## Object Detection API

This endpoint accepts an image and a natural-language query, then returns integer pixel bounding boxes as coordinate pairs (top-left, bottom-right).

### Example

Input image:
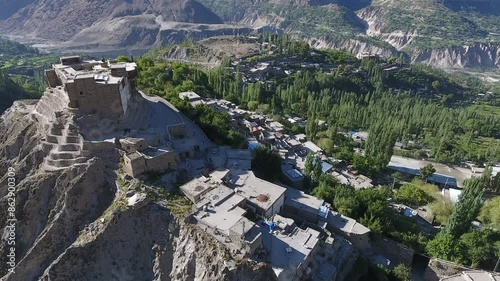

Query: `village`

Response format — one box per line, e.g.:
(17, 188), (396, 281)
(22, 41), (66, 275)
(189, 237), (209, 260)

(33, 54), (499, 281)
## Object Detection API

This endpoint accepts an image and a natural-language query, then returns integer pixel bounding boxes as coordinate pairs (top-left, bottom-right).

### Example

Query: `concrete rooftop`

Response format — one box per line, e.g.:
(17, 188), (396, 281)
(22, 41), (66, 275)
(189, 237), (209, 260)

(261, 225), (320, 279)
(327, 211), (370, 235)
(230, 171), (286, 213)
(285, 187), (324, 215)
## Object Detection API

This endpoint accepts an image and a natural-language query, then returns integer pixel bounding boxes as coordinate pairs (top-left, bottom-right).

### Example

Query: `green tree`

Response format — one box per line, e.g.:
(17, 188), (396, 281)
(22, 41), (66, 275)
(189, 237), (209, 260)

(391, 172), (405, 185)
(333, 196), (360, 218)
(482, 166), (500, 193)
(445, 178), (484, 237)
(365, 122), (397, 175)
(426, 233), (465, 263)
(431, 80), (441, 91)
(478, 196), (500, 230)
(427, 229), (499, 270)
(394, 183), (433, 206)
(392, 264), (411, 281)
(251, 146), (282, 181)
(429, 198), (454, 225)
(312, 176), (338, 203)
(459, 229), (498, 268)
(312, 157), (323, 181)
(318, 138), (335, 154)
(419, 164), (436, 182)
(360, 213), (383, 240)
(304, 152), (315, 176)
(116, 55), (131, 62)
(247, 100), (259, 111)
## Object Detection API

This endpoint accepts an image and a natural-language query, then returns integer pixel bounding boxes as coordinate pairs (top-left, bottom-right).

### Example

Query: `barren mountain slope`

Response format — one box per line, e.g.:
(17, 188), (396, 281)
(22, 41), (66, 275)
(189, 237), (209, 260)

(0, 0), (223, 41)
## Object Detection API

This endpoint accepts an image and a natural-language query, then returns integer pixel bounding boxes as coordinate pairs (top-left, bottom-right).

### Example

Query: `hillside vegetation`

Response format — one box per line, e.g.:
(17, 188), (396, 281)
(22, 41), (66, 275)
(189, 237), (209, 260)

(0, 71), (32, 112)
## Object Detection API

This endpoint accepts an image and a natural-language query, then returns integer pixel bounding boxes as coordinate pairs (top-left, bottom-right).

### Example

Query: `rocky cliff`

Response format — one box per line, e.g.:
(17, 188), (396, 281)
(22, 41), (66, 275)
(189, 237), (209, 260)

(0, 100), (275, 281)
(356, 6), (500, 68)
(356, 7), (418, 51)
(412, 43), (500, 69)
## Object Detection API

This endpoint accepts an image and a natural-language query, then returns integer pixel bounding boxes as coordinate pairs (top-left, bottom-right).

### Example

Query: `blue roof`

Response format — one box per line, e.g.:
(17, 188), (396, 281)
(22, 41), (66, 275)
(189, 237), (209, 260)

(321, 161), (334, 173)
(248, 141), (261, 150)
(286, 169), (304, 180)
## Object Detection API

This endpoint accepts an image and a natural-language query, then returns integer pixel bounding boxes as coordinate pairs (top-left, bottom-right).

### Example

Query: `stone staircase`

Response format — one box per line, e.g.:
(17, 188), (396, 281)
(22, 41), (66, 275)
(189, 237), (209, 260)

(41, 121), (91, 171)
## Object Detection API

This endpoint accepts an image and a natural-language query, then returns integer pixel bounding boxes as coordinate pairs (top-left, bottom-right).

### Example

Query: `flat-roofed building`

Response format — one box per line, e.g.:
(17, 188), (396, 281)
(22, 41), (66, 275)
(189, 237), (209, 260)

(286, 138), (301, 149)
(282, 166), (304, 189)
(191, 183), (263, 256)
(283, 187), (327, 224)
(327, 210), (370, 250)
(119, 137), (148, 153)
(123, 146), (176, 178)
(180, 169), (231, 203)
(230, 171), (286, 217)
(261, 223), (321, 281)
(303, 141), (323, 155)
(179, 91), (202, 106)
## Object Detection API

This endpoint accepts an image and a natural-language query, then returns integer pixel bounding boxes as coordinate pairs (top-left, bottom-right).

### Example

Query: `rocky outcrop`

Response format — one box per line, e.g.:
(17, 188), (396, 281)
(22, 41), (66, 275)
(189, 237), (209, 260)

(357, 7), (418, 51)
(36, 203), (275, 281)
(0, 97), (275, 281)
(412, 43), (500, 68)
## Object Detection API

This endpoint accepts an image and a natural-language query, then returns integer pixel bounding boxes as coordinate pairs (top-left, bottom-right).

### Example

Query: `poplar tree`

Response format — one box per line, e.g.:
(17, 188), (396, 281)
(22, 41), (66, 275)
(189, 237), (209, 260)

(445, 177), (484, 237)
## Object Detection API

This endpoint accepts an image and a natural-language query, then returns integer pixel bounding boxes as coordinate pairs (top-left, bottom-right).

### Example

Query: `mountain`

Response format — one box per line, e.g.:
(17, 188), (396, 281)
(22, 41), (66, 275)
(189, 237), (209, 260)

(0, 0), (233, 50)
(196, 0), (500, 68)
(1, 0), (500, 68)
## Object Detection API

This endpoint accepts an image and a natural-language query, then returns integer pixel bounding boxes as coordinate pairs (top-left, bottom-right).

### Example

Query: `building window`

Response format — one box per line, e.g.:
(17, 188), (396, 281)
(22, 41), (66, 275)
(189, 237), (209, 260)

(80, 91), (84, 95)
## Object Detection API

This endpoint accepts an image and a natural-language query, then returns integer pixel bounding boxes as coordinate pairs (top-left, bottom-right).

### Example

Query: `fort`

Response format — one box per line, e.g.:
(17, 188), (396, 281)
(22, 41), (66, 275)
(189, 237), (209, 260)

(41, 55), (137, 121)
(32, 55), (206, 175)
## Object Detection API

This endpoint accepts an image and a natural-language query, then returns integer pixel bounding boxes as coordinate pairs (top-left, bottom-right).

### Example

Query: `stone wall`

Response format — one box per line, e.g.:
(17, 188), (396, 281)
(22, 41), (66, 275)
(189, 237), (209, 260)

(83, 141), (116, 154)
(119, 138), (148, 153)
(145, 151), (176, 172)
(282, 205), (318, 224)
(66, 77), (124, 119)
(124, 154), (146, 178)
(45, 69), (60, 87)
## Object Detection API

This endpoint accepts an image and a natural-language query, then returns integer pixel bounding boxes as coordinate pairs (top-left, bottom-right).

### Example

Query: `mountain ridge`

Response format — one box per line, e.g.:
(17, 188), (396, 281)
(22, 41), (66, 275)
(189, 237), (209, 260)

(1, 0), (499, 69)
